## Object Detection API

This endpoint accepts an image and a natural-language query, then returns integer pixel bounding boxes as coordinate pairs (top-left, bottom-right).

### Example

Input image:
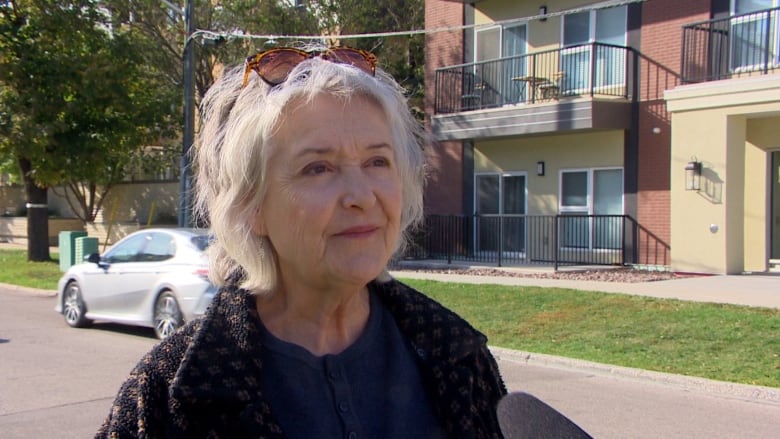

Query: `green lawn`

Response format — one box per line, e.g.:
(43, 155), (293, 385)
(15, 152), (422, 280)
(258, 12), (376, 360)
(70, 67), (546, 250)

(1, 249), (777, 388)
(0, 249), (61, 290)
(399, 278), (780, 388)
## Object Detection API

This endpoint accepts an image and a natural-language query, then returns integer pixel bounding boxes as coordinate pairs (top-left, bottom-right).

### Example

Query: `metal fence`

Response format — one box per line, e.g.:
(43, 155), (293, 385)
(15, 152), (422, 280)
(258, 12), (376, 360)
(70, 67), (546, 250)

(434, 43), (636, 114)
(681, 6), (780, 83)
(402, 214), (670, 270)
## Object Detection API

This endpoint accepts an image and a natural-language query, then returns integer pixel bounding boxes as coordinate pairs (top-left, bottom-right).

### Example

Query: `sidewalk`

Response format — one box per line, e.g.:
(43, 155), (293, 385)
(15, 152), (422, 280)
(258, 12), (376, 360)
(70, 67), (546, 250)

(389, 268), (780, 309)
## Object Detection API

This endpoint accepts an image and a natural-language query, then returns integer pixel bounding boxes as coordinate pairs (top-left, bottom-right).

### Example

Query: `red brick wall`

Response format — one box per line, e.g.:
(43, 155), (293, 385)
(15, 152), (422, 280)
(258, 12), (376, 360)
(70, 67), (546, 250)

(635, 0), (711, 263)
(424, 0), (466, 214)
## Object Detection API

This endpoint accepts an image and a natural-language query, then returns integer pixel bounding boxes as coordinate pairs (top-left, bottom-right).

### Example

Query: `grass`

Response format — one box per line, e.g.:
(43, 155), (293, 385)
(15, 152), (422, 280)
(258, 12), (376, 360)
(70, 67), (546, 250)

(1, 249), (777, 387)
(399, 278), (780, 388)
(0, 249), (62, 290)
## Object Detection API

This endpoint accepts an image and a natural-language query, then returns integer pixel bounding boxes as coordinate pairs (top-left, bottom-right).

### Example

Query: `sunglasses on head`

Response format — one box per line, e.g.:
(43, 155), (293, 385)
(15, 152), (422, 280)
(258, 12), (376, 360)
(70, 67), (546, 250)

(242, 46), (378, 87)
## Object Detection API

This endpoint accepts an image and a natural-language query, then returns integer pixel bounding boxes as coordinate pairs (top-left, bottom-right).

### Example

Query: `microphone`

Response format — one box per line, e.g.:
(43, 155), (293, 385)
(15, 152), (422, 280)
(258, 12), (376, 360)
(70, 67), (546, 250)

(497, 391), (593, 439)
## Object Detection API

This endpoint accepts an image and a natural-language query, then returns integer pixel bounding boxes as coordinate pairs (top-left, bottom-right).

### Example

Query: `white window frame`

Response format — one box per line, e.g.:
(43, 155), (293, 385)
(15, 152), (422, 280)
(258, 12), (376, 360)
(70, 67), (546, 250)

(558, 167), (624, 250)
(558, 167), (624, 214)
(474, 23), (529, 62)
(559, 6), (628, 93)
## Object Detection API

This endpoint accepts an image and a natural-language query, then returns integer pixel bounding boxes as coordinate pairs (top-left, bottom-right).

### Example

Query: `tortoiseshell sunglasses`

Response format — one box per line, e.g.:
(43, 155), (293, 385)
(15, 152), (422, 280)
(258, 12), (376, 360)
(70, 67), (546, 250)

(242, 46), (377, 87)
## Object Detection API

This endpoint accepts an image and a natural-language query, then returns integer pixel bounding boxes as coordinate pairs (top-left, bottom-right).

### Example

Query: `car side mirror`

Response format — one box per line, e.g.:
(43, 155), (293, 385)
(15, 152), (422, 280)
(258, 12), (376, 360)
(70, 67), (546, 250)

(86, 253), (101, 264)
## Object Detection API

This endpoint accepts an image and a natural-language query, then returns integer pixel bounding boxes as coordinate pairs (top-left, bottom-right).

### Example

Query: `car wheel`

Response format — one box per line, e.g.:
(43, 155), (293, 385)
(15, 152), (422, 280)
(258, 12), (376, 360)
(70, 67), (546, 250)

(62, 281), (92, 328)
(153, 291), (183, 339)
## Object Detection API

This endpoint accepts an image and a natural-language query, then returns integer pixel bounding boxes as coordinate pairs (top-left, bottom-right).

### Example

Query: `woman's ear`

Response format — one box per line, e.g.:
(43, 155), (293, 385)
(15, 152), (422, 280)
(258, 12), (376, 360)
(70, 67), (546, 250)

(250, 211), (267, 236)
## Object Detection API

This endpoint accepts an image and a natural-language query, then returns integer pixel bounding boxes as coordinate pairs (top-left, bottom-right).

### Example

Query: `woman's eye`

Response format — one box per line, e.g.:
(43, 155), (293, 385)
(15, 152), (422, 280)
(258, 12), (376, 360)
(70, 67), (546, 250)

(302, 163), (331, 175)
(368, 156), (391, 167)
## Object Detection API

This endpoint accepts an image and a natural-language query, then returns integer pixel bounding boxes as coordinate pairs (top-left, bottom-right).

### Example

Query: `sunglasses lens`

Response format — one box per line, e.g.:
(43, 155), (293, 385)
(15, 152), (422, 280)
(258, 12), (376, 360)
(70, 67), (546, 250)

(326, 48), (377, 75)
(245, 47), (376, 88)
(255, 49), (309, 85)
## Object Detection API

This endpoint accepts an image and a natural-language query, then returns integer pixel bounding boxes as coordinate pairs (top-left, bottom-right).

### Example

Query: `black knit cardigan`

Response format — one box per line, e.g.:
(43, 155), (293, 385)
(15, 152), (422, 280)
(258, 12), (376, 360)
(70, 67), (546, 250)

(96, 278), (507, 438)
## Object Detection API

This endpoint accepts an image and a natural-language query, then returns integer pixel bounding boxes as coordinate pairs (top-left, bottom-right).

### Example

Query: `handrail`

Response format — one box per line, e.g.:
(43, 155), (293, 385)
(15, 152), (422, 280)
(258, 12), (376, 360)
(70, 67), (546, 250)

(434, 43), (636, 114)
(681, 6), (780, 83)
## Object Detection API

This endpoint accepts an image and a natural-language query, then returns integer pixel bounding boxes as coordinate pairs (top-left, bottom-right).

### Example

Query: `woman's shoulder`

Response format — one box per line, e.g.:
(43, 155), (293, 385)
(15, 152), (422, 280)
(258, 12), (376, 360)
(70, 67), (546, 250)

(131, 319), (202, 381)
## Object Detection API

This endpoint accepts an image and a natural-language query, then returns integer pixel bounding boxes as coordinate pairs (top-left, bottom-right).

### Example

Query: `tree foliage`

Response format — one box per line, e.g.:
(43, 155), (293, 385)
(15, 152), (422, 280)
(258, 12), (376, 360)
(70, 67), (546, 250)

(103, 0), (424, 112)
(0, 0), (424, 260)
(0, 0), (180, 230)
(310, 0), (425, 115)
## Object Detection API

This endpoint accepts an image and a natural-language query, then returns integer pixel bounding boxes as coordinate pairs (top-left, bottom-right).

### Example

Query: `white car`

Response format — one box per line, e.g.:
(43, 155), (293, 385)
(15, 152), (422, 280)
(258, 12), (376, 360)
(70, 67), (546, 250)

(55, 228), (216, 339)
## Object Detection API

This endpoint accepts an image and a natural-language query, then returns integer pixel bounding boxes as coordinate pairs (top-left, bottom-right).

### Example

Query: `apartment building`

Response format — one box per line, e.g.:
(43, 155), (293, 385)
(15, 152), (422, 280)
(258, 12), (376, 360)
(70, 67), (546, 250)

(422, 0), (780, 274)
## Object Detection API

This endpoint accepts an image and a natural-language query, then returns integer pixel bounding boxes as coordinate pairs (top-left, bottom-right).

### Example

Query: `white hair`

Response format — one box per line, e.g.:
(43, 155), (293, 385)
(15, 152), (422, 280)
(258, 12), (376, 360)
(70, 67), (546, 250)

(193, 56), (426, 295)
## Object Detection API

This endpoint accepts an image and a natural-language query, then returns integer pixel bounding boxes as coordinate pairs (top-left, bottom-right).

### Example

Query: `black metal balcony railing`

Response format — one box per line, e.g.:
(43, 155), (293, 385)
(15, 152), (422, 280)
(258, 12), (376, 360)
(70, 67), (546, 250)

(401, 214), (670, 270)
(682, 6), (780, 83)
(434, 43), (636, 114)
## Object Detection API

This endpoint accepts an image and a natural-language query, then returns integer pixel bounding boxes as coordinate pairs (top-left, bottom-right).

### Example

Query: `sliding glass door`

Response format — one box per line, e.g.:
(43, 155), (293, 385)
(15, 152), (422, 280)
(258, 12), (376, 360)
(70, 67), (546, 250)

(561, 6), (627, 93)
(475, 173), (527, 254)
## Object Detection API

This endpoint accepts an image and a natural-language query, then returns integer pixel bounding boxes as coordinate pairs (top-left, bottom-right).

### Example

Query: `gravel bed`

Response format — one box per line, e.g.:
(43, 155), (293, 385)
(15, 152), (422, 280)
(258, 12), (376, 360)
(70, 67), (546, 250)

(396, 266), (691, 283)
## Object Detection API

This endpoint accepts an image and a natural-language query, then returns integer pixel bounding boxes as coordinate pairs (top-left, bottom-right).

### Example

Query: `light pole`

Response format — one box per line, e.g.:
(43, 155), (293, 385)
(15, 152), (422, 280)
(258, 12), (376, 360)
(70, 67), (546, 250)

(163, 0), (196, 227)
(178, 0), (195, 227)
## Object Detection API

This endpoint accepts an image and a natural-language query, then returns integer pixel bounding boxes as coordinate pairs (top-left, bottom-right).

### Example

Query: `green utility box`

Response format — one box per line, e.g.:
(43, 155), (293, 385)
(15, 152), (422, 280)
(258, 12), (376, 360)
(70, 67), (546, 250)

(74, 236), (99, 266)
(59, 231), (87, 272)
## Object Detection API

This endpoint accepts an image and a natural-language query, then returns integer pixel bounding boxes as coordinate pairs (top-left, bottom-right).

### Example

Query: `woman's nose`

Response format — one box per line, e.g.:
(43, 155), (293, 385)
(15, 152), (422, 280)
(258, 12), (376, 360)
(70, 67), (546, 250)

(339, 166), (377, 210)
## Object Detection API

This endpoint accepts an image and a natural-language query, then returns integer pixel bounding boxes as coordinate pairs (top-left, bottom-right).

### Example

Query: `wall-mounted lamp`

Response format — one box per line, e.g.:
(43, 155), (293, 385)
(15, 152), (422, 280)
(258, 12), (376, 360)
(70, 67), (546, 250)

(536, 161), (545, 176)
(685, 160), (702, 191)
(539, 6), (548, 21)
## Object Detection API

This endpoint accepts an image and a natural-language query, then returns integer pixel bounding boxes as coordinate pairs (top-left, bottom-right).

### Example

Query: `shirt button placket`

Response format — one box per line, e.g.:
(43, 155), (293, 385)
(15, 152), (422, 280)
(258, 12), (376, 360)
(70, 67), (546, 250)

(325, 356), (361, 438)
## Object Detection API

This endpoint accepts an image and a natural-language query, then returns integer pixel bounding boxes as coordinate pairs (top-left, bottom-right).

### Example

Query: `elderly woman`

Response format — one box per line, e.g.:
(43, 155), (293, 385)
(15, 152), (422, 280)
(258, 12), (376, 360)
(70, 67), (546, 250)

(97, 46), (506, 438)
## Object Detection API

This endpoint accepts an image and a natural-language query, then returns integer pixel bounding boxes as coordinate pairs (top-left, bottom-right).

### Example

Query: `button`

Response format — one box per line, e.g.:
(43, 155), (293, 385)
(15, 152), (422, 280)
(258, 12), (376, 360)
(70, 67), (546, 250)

(348, 432), (357, 439)
(329, 370), (340, 380)
(338, 401), (349, 413)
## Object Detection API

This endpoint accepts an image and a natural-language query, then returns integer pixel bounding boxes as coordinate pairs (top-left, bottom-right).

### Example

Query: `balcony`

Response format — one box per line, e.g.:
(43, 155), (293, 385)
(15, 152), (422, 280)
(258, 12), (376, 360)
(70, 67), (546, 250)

(432, 43), (637, 141)
(681, 6), (780, 84)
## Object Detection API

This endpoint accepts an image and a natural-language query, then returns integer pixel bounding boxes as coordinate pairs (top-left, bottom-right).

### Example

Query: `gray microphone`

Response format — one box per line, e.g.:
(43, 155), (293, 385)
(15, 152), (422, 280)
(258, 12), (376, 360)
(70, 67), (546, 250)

(497, 392), (593, 439)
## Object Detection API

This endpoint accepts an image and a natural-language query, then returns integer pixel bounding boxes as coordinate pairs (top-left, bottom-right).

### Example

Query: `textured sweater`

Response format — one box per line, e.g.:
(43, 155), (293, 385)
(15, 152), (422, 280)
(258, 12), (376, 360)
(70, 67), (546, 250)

(96, 278), (507, 438)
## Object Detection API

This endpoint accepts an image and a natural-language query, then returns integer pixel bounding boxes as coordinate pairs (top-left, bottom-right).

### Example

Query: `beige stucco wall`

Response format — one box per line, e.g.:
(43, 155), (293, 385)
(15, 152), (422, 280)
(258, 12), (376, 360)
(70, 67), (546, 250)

(0, 181), (179, 225)
(0, 181), (181, 246)
(474, 130), (624, 215)
(666, 75), (780, 274)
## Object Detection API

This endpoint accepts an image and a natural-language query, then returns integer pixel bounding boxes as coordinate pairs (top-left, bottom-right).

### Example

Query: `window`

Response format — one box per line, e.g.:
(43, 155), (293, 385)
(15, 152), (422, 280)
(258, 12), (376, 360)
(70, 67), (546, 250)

(475, 173), (527, 253)
(104, 233), (149, 263)
(561, 6), (627, 93)
(559, 168), (623, 249)
(139, 233), (176, 262)
(475, 24), (528, 105)
(730, 0), (779, 71)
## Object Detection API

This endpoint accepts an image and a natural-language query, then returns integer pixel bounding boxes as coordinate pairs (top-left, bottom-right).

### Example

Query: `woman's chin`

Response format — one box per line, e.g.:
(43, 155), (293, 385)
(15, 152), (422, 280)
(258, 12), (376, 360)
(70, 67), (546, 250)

(328, 258), (388, 285)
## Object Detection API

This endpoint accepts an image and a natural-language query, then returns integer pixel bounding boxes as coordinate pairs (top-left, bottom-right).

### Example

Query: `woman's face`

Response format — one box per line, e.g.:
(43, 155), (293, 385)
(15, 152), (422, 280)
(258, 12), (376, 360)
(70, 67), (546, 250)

(254, 93), (403, 291)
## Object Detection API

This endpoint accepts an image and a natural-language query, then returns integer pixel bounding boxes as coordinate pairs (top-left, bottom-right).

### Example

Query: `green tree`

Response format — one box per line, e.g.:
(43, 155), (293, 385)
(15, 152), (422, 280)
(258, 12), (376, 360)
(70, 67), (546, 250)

(0, 0), (179, 260)
(310, 0), (425, 115)
(105, 0), (423, 112)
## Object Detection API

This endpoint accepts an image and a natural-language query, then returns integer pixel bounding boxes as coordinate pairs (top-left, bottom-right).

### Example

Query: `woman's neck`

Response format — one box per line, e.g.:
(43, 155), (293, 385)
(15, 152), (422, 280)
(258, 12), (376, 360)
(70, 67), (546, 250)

(255, 283), (371, 356)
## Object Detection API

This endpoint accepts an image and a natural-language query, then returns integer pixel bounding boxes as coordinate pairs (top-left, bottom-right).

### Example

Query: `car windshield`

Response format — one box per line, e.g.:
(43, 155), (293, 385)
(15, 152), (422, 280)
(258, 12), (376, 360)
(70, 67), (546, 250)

(191, 234), (212, 252)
